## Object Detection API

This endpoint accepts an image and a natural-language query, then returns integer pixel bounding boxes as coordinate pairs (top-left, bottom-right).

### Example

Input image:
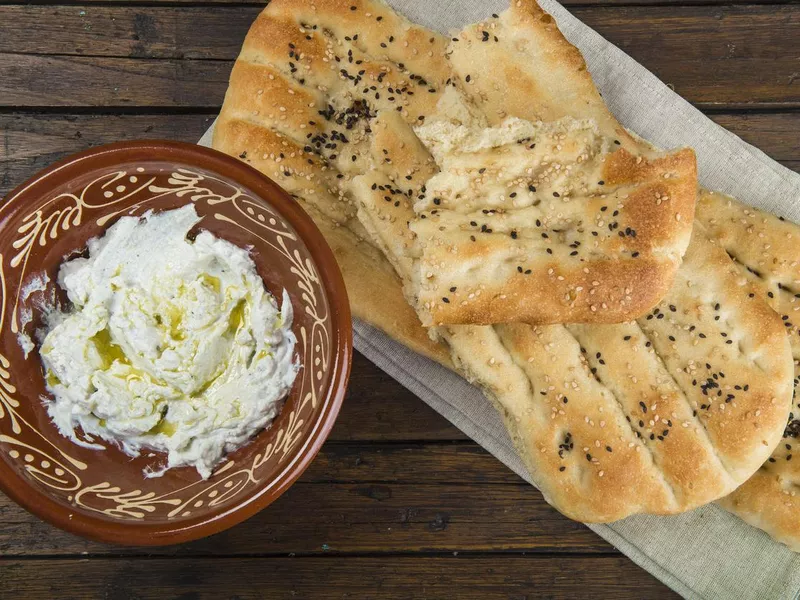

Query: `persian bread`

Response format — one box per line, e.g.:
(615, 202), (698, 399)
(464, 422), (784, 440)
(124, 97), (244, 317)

(212, 0), (453, 366)
(698, 192), (800, 551)
(394, 0), (698, 328)
(409, 91), (697, 327)
(352, 121), (793, 522)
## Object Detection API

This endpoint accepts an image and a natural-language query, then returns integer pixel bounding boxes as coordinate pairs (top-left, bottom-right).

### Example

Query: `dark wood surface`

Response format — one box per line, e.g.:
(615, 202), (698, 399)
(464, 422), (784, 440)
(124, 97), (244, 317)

(1, 1), (797, 597)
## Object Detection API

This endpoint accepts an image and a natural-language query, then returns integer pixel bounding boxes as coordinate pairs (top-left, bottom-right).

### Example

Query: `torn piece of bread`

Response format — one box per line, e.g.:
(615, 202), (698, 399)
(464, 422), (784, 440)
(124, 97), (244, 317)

(409, 89), (697, 326)
(353, 116), (793, 521)
(447, 0), (632, 141)
(212, 0), (453, 367)
(698, 191), (800, 552)
(385, 0), (699, 328)
(214, 0), (796, 526)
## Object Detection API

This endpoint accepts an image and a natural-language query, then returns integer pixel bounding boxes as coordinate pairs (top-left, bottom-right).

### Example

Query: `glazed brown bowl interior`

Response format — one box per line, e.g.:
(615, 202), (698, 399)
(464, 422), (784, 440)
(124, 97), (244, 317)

(0, 141), (351, 545)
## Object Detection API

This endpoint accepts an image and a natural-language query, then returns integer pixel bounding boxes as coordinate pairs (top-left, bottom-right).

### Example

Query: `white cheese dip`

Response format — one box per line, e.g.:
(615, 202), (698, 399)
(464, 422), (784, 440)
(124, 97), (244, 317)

(40, 205), (299, 479)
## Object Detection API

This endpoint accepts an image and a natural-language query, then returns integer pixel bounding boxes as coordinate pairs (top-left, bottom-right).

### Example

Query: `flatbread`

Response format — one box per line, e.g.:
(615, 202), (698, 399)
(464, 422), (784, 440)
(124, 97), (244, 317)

(396, 0), (699, 327)
(353, 117), (793, 521)
(407, 87), (697, 327)
(212, 0), (452, 366)
(214, 0), (796, 524)
(698, 191), (800, 551)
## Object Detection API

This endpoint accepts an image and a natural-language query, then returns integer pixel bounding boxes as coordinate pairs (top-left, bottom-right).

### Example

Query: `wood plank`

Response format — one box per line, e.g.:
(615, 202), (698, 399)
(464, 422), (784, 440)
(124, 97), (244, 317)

(3, 112), (797, 200)
(585, 6), (800, 108)
(3, 5), (796, 63)
(332, 354), (467, 441)
(0, 113), (213, 193)
(710, 112), (800, 160)
(0, 6), (257, 59)
(307, 441), (520, 483)
(0, 556), (678, 599)
(0, 481), (610, 556)
(0, 6), (798, 108)
(0, 54), (232, 108)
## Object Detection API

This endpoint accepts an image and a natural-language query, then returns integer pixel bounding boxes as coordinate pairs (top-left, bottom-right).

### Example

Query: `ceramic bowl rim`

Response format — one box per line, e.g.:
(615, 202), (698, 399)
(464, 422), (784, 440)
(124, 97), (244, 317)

(0, 140), (352, 545)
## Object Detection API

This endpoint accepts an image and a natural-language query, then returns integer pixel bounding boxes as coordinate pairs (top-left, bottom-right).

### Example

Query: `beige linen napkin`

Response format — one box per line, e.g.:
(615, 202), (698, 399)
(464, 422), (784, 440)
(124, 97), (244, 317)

(200, 1), (800, 596)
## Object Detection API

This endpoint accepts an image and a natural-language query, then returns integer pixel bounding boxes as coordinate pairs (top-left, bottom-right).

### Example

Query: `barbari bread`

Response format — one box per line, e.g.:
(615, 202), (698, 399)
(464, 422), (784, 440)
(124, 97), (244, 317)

(353, 110), (793, 521)
(212, 0), (452, 366)
(426, 1), (798, 531)
(215, 0), (795, 525)
(446, 228), (793, 520)
(406, 91), (696, 327)
(395, 0), (697, 327)
(409, 105), (696, 328)
(698, 192), (800, 551)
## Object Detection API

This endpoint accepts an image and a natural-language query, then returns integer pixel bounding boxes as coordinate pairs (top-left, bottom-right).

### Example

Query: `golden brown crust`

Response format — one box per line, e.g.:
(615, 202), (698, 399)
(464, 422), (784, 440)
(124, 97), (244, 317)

(305, 203), (451, 366)
(351, 99), (793, 521)
(442, 322), (679, 522)
(697, 191), (800, 289)
(697, 190), (800, 551)
(216, 0), (794, 526)
(411, 144), (696, 325)
(418, 253), (676, 327)
(650, 225), (792, 478)
(213, 0), (453, 367)
(402, 2), (698, 327)
(447, 0), (636, 148)
(718, 460), (800, 552)
(431, 228), (793, 522)
(408, 136), (696, 325)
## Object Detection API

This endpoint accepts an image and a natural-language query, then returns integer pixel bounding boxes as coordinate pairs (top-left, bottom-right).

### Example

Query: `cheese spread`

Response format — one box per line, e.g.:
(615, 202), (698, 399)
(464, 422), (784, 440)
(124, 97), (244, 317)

(40, 205), (298, 479)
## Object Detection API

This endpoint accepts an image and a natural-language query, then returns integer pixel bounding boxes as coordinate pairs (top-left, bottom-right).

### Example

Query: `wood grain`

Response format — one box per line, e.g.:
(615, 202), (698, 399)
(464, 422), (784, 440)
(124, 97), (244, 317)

(3, 5), (796, 62)
(0, 54), (232, 107)
(0, 556), (680, 599)
(0, 480), (611, 556)
(0, 6), (257, 59)
(332, 354), (467, 441)
(0, 5), (798, 108)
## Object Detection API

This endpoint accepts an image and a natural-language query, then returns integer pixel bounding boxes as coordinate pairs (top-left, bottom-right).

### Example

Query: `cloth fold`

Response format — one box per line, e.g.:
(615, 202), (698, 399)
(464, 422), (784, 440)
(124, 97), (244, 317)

(199, 1), (800, 596)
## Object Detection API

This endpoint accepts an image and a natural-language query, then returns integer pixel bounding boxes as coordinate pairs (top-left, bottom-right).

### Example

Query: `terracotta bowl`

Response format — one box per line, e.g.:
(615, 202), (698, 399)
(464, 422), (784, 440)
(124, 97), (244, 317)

(0, 140), (352, 545)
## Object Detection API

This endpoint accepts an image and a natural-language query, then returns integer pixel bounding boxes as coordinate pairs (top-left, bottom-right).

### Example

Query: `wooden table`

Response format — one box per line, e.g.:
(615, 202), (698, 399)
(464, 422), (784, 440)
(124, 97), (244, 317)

(0, 1), (797, 597)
